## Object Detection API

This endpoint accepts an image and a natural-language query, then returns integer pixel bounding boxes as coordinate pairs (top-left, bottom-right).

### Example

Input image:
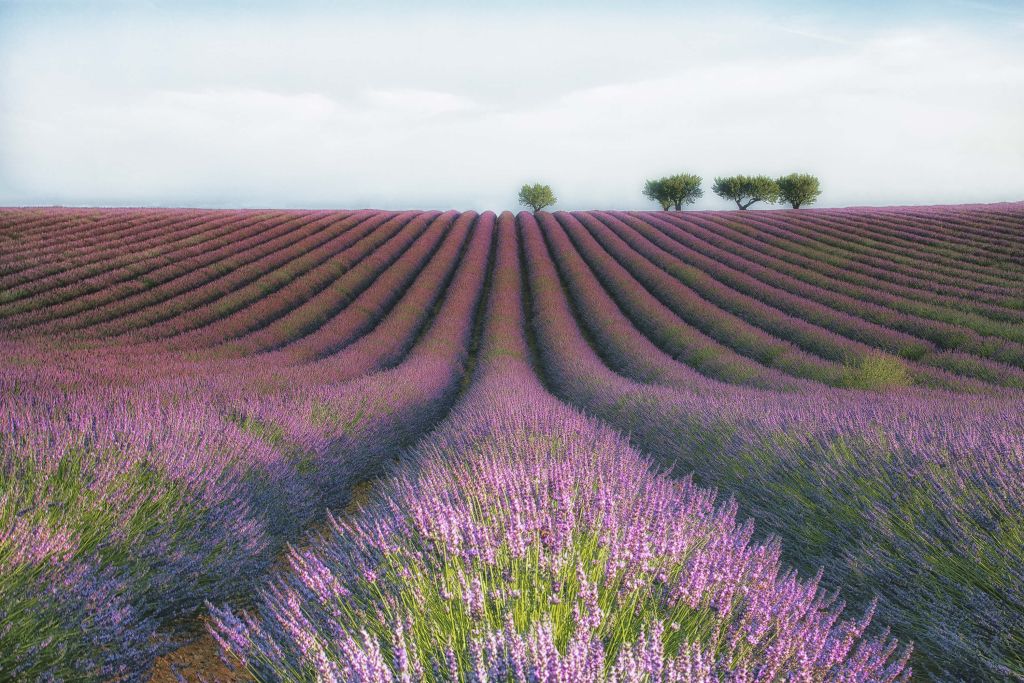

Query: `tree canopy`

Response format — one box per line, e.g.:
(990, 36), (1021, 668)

(518, 183), (557, 212)
(642, 179), (673, 210)
(712, 175), (780, 210)
(643, 173), (703, 211)
(777, 173), (822, 209)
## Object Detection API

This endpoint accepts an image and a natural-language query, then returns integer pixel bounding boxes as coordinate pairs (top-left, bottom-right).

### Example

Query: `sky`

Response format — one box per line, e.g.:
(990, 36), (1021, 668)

(0, 0), (1022, 211)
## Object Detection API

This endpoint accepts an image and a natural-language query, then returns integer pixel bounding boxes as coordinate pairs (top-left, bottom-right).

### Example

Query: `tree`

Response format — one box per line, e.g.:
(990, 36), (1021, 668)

(712, 175), (779, 210)
(643, 173), (703, 211)
(642, 179), (673, 211)
(777, 173), (821, 209)
(518, 183), (557, 212)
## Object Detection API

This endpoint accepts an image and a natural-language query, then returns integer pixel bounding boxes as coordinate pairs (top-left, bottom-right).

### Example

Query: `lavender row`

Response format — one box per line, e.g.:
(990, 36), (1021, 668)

(0, 209), (236, 298)
(555, 211), (855, 386)
(597, 212), (1021, 389)
(0, 208), (187, 273)
(519, 210), (1024, 680)
(152, 212), (426, 351)
(279, 211), (476, 362)
(732, 209), (1024, 293)
(37, 211), (383, 342)
(668, 212), (1024, 350)
(0, 215), (494, 679)
(0, 211), (326, 326)
(97, 211), (391, 343)
(638, 211), (1024, 358)
(695, 209), (1024, 316)
(209, 215), (909, 681)
(217, 211), (456, 357)
(0, 209), (280, 292)
(536, 212), (802, 390)
(802, 205), (1024, 272)
(701, 210), (1021, 304)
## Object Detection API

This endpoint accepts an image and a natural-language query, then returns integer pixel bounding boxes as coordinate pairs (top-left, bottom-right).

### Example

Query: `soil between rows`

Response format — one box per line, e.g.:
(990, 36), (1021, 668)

(147, 479), (377, 683)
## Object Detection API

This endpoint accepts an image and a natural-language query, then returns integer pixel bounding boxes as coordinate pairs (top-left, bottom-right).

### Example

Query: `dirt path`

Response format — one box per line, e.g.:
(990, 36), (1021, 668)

(147, 479), (377, 682)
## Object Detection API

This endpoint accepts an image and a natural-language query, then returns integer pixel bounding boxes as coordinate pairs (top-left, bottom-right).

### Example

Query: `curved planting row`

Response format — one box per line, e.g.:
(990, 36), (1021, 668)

(284, 210), (493, 384)
(99, 211), (391, 343)
(612, 212), (937, 355)
(0, 208), (183, 250)
(701, 210), (1022, 305)
(0, 207), (92, 241)
(0, 210), (201, 300)
(758, 208), (1024, 287)
(556, 211), (857, 386)
(596, 212), (1021, 389)
(0, 209), (275, 295)
(518, 210), (1024, 680)
(649, 213), (1024, 386)
(536, 212), (803, 390)
(279, 210), (476, 363)
(0, 211), (327, 326)
(14, 210), (391, 343)
(209, 214), (909, 681)
(154, 211), (426, 352)
(214, 211), (456, 357)
(0, 212), (495, 680)
(691, 210), (1024, 318)
(637, 211), (1024, 358)
(671, 212), (1024, 347)
(0, 204), (1020, 681)
(810, 206), (1024, 271)
(726, 209), (1024, 294)
(894, 204), (1024, 245)
(0, 208), (186, 274)
(6, 210), (360, 335)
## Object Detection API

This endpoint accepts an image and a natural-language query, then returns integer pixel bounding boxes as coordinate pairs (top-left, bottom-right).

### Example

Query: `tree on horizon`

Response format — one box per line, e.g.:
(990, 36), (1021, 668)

(777, 173), (822, 208)
(518, 183), (557, 212)
(712, 175), (780, 210)
(643, 173), (703, 210)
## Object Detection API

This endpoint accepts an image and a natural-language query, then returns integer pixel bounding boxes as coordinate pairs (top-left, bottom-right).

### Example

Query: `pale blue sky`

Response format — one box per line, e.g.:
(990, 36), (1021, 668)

(1, 0), (1022, 210)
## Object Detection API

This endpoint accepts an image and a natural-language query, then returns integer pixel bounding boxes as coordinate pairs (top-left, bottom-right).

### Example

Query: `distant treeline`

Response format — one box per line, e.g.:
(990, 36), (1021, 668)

(518, 173), (821, 212)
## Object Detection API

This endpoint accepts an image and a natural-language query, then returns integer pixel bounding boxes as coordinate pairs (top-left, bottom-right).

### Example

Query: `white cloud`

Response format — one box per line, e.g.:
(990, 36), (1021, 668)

(362, 89), (480, 117)
(0, 7), (1021, 209)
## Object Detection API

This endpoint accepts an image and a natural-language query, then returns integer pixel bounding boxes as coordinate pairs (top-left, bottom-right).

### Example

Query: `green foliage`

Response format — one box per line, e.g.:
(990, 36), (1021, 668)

(643, 173), (703, 210)
(643, 179), (673, 210)
(843, 353), (911, 390)
(0, 446), (201, 680)
(776, 173), (822, 209)
(518, 183), (557, 212)
(712, 175), (780, 210)
(323, 525), (716, 675)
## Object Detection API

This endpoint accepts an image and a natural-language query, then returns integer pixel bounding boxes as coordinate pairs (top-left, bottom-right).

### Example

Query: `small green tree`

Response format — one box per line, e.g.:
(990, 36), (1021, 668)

(777, 173), (821, 209)
(642, 179), (673, 210)
(712, 175), (780, 210)
(643, 173), (702, 210)
(518, 183), (557, 212)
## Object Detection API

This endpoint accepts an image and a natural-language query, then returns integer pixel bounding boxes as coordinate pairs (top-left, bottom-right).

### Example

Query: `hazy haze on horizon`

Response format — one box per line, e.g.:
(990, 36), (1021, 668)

(1, 0), (1022, 211)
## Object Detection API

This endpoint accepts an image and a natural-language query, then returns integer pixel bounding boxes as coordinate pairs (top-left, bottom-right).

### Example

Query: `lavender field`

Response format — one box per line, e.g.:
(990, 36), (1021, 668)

(1, 204), (1022, 681)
